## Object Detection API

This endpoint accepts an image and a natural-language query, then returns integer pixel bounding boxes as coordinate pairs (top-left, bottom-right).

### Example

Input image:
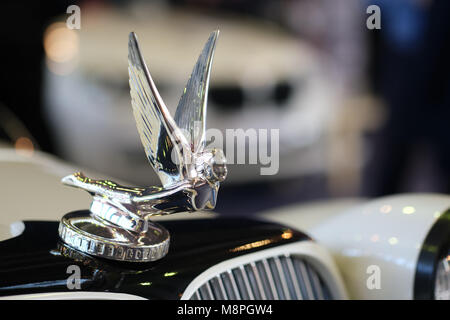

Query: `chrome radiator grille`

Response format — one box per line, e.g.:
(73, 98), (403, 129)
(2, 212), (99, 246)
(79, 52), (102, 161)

(190, 255), (332, 300)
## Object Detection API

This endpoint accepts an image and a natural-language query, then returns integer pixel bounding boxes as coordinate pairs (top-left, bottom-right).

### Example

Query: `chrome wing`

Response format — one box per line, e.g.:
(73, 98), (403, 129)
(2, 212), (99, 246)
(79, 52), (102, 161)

(128, 32), (191, 187)
(174, 30), (219, 153)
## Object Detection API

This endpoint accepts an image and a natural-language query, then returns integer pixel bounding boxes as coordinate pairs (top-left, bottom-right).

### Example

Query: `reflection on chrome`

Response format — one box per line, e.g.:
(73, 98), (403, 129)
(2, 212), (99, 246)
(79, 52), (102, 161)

(58, 30), (227, 262)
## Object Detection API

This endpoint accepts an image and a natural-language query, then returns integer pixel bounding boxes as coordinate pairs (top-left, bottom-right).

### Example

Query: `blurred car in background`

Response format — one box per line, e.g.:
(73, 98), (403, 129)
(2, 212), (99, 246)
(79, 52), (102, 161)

(43, 3), (342, 186)
(0, 0), (386, 217)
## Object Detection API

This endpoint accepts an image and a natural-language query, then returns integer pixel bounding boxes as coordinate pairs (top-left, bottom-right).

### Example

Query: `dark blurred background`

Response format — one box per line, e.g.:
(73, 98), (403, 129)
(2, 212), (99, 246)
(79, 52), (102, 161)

(0, 0), (449, 215)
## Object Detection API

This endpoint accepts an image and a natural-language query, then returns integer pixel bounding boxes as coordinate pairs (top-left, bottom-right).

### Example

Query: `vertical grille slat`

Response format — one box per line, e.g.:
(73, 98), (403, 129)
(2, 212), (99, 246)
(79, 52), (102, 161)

(293, 259), (315, 300)
(244, 264), (262, 299)
(198, 282), (214, 300)
(190, 255), (332, 300)
(239, 266), (255, 300)
(221, 272), (240, 300)
(209, 276), (227, 300)
(217, 275), (229, 300)
(273, 256), (292, 299)
(307, 264), (325, 300)
(261, 258), (279, 300)
(230, 268), (250, 299)
(267, 257), (286, 299)
(250, 262), (267, 300)
(284, 255), (303, 299)
(255, 261), (275, 299)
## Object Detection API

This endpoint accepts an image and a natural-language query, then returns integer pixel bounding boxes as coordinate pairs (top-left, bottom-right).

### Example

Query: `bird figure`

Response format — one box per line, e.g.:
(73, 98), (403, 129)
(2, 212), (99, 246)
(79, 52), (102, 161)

(62, 31), (227, 234)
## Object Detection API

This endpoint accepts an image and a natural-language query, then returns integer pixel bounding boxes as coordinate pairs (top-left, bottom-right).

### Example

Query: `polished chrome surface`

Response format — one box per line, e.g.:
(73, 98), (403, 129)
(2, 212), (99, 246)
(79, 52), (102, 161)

(59, 212), (170, 262)
(189, 255), (332, 300)
(128, 31), (190, 188)
(59, 30), (226, 262)
(174, 31), (218, 154)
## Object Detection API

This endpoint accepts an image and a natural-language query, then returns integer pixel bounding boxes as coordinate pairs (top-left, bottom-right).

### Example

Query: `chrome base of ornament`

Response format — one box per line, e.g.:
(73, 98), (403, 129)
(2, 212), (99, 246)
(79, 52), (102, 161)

(58, 211), (170, 262)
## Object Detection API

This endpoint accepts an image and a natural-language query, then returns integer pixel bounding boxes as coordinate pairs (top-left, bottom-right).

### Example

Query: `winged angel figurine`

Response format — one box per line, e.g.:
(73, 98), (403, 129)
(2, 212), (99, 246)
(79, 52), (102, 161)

(62, 31), (227, 235)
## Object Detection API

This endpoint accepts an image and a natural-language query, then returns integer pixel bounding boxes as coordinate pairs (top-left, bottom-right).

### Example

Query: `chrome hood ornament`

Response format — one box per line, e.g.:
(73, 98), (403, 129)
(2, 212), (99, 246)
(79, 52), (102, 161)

(58, 30), (226, 262)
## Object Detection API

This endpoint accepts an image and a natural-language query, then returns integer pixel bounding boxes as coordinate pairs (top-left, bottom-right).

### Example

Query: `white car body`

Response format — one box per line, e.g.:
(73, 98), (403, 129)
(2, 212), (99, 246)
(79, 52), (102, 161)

(0, 146), (447, 299)
(262, 194), (449, 299)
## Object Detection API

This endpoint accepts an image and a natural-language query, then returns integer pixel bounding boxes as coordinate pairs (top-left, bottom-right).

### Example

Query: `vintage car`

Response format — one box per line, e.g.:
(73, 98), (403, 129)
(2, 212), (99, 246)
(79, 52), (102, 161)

(0, 25), (448, 301)
(0, 146), (448, 300)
